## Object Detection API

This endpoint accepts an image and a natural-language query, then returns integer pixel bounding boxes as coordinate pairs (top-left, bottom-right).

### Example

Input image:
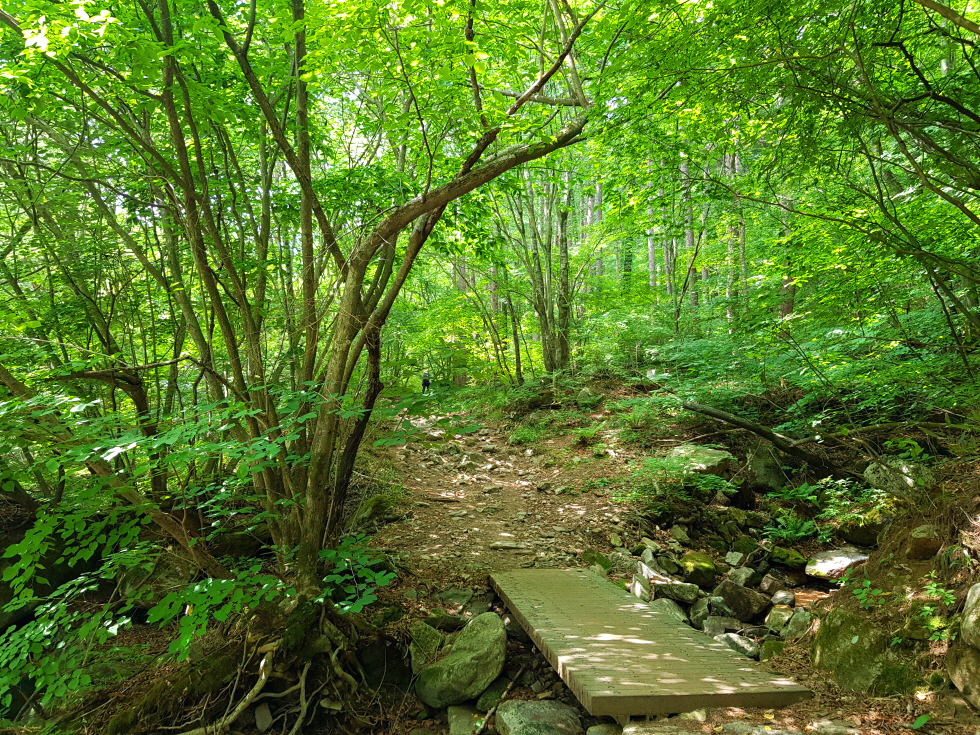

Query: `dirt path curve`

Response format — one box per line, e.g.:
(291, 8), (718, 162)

(371, 424), (634, 579)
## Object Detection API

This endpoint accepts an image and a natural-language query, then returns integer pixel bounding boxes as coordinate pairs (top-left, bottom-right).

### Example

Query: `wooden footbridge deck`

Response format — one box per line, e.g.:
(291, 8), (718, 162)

(490, 569), (811, 722)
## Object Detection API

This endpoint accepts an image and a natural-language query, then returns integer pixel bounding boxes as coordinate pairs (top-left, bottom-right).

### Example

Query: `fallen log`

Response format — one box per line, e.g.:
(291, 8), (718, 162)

(680, 401), (857, 479)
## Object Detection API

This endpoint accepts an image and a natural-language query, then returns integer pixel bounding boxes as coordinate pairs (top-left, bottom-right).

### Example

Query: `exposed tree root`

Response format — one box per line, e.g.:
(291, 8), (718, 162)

(176, 649), (277, 735)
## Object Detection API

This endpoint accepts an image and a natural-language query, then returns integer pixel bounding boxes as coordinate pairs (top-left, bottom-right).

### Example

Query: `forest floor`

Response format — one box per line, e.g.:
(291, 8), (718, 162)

(367, 414), (980, 735)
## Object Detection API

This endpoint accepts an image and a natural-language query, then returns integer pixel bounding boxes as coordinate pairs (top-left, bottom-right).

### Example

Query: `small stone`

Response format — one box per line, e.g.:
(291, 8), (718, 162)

(907, 524), (943, 560)
(713, 579), (772, 621)
(587, 726), (623, 735)
(657, 582), (701, 604)
(678, 709), (708, 722)
(495, 699), (583, 735)
(771, 590), (796, 607)
(581, 549), (612, 570)
(725, 551), (747, 567)
(709, 596), (737, 617)
(782, 608), (814, 639)
(491, 541), (529, 551)
(690, 598), (710, 630)
(254, 703), (273, 733)
(703, 616), (742, 636)
(764, 605), (795, 632)
(669, 525), (691, 544)
(729, 567), (754, 587)
(609, 532), (623, 547)
(714, 632), (760, 659)
(448, 705), (483, 735)
(758, 574), (788, 597)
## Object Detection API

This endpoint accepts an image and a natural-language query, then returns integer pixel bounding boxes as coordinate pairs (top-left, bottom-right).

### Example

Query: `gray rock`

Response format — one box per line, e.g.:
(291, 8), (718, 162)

(495, 699), (583, 735)
(680, 551), (716, 587)
(668, 444), (736, 476)
(729, 567), (754, 587)
(709, 596), (737, 618)
(477, 675), (511, 711)
(805, 547), (868, 580)
(864, 458), (935, 498)
(714, 632), (760, 659)
(254, 703), (273, 733)
(961, 583), (980, 649)
(629, 576), (651, 602)
(449, 705), (484, 735)
(746, 440), (786, 493)
(770, 546), (807, 569)
(811, 608), (914, 693)
(689, 597), (710, 630)
(648, 597), (689, 623)
(725, 551), (748, 567)
(759, 574), (788, 596)
(416, 613), (506, 707)
(410, 620), (444, 674)
(771, 590), (796, 607)
(657, 582), (701, 604)
(586, 726), (622, 735)
(947, 644), (980, 710)
(907, 524), (943, 560)
(669, 525), (691, 544)
(703, 616), (742, 637)
(782, 609), (814, 639)
(713, 579), (772, 622)
(764, 605), (795, 632)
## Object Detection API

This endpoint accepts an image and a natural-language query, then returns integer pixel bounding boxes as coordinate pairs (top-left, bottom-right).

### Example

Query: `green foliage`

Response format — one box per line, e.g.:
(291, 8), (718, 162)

(573, 422), (605, 446)
(317, 535), (396, 614)
(841, 570), (884, 610)
(508, 426), (544, 445)
(764, 511), (818, 543)
(767, 483), (820, 506)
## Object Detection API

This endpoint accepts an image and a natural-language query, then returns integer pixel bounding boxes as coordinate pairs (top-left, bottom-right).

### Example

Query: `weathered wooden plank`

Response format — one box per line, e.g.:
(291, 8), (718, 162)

(490, 569), (811, 717)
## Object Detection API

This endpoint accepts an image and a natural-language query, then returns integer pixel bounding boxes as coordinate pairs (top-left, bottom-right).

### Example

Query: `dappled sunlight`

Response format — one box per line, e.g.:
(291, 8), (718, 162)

(492, 568), (811, 717)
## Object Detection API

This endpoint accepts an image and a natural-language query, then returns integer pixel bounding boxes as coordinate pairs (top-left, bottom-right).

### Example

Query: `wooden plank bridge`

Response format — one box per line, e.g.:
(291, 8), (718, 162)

(490, 569), (811, 723)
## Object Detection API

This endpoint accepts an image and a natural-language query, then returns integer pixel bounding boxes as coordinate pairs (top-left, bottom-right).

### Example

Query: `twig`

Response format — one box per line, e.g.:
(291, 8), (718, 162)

(475, 665), (527, 735)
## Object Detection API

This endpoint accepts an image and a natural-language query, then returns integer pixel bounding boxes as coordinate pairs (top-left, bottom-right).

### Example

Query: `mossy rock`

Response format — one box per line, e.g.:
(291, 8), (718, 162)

(770, 546), (806, 569)
(760, 640), (786, 661)
(581, 548), (611, 571)
(732, 536), (759, 555)
(871, 662), (920, 696)
(680, 551), (716, 587)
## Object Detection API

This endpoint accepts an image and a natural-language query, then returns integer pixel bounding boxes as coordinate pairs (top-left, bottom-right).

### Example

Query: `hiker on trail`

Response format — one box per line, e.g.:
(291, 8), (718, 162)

(421, 371), (431, 394)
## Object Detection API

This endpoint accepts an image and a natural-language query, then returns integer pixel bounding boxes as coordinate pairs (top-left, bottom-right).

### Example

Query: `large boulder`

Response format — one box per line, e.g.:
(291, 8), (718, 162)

(947, 645), (980, 710)
(713, 579), (772, 622)
(812, 608), (916, 694)
(864, 458), (935, 498)
(416, 613), (506, 707)
(680, 551), (716, 587)
(804, 547), (868, 580)
(495, 700), (583, 735)
(961, 583), (980, 649)
(668, 445), (736, 477)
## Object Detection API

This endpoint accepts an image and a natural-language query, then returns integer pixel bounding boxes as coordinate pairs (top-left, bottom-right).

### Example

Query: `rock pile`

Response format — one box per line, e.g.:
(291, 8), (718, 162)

(613, 535), (817, 660)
